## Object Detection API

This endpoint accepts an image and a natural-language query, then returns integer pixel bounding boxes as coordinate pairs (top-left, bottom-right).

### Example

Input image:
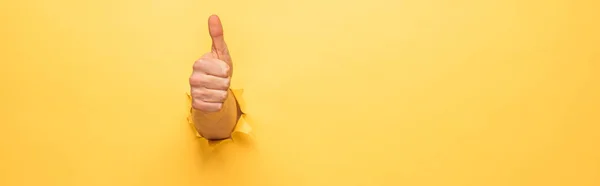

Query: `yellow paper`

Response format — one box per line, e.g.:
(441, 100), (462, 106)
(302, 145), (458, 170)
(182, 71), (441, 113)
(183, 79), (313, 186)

(1, 0), (599, 186)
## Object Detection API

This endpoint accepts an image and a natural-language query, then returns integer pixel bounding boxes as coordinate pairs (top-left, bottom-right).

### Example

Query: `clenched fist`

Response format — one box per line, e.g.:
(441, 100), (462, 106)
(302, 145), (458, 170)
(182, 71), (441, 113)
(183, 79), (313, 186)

(190, 15), (239, 139)
(190, 15), (233, 112)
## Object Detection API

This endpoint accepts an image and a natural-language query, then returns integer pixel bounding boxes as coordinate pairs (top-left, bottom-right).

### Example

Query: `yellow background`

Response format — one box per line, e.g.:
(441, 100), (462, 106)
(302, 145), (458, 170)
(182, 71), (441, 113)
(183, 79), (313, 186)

(1, 0), (599, 185)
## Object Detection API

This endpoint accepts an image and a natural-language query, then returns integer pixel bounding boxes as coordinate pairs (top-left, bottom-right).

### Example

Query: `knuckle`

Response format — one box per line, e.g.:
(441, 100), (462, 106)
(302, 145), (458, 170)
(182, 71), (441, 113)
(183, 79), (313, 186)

(219, 91), (228, 101)
(193, 100), (219, 112)
(204, 104), (220, 112)
(188, 76), (197, 85)
(189, 74), (202, 86)
(223, 65), (231, 75)
(192, 100), (204, 110)
(190, 88), (198, 97)
(192, 59), (203, 70)
(223, 78), (231, 89)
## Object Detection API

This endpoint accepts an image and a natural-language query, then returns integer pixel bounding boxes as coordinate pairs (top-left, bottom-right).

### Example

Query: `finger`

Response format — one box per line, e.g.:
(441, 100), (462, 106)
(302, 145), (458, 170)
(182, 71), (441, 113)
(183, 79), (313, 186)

(193, 56), (230, 78)
(208, 15), (231, 64)
(191, 88), (228, 103)
(192, 99), (222, 112)
(189, 73), (230, 90)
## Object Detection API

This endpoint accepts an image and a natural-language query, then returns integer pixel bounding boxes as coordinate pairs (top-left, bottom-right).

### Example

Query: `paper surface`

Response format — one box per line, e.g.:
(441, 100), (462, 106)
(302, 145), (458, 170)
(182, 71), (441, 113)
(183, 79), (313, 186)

(1, 0), (599, 186)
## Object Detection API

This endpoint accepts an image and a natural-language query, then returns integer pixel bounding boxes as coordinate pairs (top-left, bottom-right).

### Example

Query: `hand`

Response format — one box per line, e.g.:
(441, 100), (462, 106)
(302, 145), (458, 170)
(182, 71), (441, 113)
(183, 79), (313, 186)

(190, 15), (233, 112)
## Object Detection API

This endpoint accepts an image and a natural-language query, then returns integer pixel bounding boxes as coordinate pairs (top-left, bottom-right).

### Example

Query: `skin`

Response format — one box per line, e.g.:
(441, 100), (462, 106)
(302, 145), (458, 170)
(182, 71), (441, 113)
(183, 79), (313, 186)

(189, 15), (240, 140)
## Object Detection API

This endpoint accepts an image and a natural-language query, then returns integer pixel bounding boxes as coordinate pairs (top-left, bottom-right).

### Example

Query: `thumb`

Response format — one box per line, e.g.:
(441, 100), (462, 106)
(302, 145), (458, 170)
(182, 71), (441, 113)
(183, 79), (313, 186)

(208, 15), (231, 64)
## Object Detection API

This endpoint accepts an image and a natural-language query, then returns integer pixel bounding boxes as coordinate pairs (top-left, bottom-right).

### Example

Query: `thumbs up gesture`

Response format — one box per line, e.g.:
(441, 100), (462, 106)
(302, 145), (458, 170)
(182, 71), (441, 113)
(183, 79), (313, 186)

(190, 15), (233, 112)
